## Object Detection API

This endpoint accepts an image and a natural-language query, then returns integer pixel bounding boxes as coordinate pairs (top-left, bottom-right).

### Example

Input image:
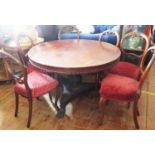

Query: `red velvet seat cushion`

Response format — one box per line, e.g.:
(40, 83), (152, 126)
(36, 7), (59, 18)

(100, 74), (140, 102)
(109, 61), (140, 79)
(15, 71), (58, 97)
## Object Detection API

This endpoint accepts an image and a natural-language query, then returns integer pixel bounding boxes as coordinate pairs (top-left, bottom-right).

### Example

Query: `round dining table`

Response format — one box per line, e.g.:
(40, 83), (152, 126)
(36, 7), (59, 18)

(28, 39), (121, 117)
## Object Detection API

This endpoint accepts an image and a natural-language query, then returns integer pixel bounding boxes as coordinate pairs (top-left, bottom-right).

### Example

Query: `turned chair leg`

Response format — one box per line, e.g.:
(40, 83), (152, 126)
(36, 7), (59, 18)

(27, 97), (33, 128)
(98, 97), (105, 126)
(137, 106), (140, 116)
(133, 101), (140, 129)
(15, 92), (19, 117)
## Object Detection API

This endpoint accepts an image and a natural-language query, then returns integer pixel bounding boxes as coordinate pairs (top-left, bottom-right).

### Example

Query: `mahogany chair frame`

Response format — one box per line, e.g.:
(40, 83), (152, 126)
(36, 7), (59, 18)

(16, 34), (60, 128)
(1, 49), (60, 128)
(120, 31), (149, 64)
(98, 46), (155, 129)
(0, 50), (33, 127)
(1, 33), (34, 82)
(58, 25), (80, 40)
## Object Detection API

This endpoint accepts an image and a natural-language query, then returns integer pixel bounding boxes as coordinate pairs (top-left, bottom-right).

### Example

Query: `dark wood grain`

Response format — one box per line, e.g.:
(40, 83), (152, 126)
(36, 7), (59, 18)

(28, 40), (121, 74)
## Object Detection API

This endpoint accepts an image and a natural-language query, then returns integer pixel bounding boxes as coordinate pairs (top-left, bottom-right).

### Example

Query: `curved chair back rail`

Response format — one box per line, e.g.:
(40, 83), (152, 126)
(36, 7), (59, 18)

(139, 46), (155, 87)
(120, 31), (149, 59)
(16, 34), (34, 50)
(99, 30), (120, 47)
(58, 25), (80, 40)
(16, 33), (34, 67)
(0, 49), (30, 91)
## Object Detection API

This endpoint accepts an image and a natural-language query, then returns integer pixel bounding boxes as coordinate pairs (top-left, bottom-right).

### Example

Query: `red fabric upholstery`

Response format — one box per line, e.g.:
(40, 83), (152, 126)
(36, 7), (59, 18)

(100, 74), (140, 102)
(27, 64), (39, 73)
(15, 71), (58, 97)
(109, 61), (140, 79)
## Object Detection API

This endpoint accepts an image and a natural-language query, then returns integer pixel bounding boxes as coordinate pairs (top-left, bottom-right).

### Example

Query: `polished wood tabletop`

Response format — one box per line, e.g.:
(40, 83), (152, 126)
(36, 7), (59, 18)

(28, 40), (121, 74)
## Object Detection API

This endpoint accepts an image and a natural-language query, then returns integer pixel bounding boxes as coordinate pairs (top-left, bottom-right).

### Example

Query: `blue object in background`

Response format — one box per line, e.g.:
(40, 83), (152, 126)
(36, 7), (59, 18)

(153, 30), (155, 43)
(61, 25), (119, 46)
(94, 25), (116, 33)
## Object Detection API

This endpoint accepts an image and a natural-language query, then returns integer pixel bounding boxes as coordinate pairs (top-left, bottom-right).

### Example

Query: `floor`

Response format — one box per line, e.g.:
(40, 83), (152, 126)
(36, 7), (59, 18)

(0, 63), (155, 130)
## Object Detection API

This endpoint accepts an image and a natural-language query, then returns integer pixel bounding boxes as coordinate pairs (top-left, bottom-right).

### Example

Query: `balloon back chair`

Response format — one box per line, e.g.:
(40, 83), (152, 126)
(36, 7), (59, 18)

(109, 31), (149, 80)
(0, 50), (58, 128)
(58, 25), (80, 40)
(99, 46), (155, 129)
(58, 26), (82, 85)
(17, 34), (33, 64)
(3, 33), (37, 74)
(97, 30), (120, 85)
(99, 30), (120, 47)
(15, 33), (38, 73)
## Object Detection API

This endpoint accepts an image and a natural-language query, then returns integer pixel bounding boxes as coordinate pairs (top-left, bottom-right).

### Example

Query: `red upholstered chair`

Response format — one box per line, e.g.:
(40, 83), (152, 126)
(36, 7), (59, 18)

(109, 32), (149, 80)
(99, 29), (120, 47)
(99, 46), (155, 129)
(0, 50), (58, 128)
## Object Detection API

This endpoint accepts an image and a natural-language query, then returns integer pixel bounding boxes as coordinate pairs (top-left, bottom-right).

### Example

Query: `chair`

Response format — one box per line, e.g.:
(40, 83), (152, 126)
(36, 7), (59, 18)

(3, 33), (36, 74)
(58, 25), (80, 40)
(97, 30), (120, 84)
(60, 25), (120, 46)
(98, 46), (155, 129)
(16, 33), (38, 72)
(0, 50), (58, 128)
(109, 31), (149, 79)
(58, 25), (82, 84)
(99, 30), (120, 47)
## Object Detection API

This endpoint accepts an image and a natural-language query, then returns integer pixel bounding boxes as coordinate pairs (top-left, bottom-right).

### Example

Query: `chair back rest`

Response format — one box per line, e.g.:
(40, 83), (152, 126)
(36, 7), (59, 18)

(99, 30), (120, 47)
(58, 26), (80, 40)
(16, 33), (34, 67)
(139, 46), (155, 88)
(120, 31), (149, 59)
(0, 50), (30, 90)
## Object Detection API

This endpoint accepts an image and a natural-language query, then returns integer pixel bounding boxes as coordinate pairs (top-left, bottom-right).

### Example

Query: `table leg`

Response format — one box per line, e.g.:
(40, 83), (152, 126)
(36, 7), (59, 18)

(56, 82), (95, 118)
(56, 86), (73, 118)
(42, 93), (57, 114)
(43, 74), (100, 118)
(42, 92), (74, 118)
